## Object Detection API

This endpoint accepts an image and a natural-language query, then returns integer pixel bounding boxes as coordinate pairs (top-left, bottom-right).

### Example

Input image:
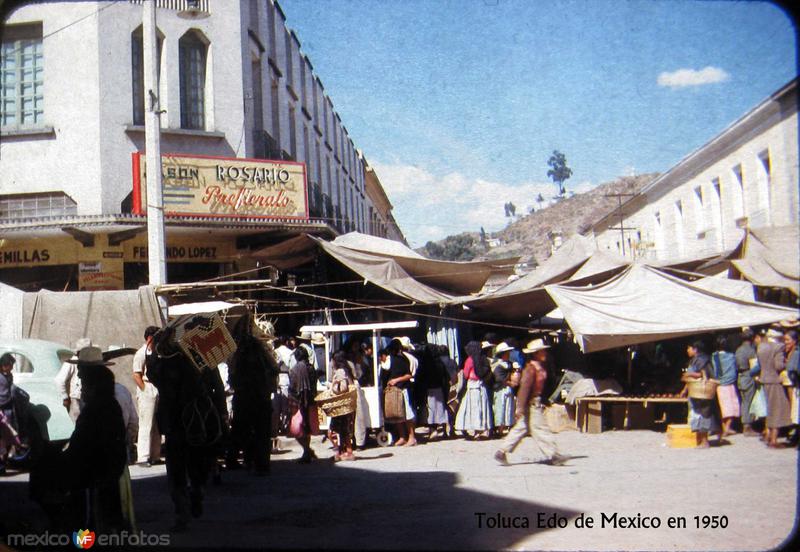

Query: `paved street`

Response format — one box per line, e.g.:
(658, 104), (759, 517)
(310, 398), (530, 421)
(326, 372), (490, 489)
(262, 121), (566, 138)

(1, 429), (796, 550)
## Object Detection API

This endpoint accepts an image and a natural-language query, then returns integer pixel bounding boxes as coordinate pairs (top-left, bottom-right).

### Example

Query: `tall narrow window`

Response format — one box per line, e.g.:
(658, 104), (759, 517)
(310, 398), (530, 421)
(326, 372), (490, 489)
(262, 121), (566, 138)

(270, 77), (280, 144)
(131, 28), (163, 126)
(711, 177), (722, 229)
(179, 31), (207, 130)
(693, 185), (704, 232)
(1, 24), (44, 129)
(288, 105), (297, 159)
(731, 164), (744, 219)
(757, 150), (771, 218)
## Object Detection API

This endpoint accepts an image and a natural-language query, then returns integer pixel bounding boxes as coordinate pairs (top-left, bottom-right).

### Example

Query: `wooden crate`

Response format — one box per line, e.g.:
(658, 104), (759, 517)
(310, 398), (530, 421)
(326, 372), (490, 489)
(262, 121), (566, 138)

(666, 424), (700, 448)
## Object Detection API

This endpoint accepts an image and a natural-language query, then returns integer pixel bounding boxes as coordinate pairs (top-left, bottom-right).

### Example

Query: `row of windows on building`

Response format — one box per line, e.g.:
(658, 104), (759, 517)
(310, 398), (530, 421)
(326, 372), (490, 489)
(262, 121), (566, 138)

(616, 149), (773, 257)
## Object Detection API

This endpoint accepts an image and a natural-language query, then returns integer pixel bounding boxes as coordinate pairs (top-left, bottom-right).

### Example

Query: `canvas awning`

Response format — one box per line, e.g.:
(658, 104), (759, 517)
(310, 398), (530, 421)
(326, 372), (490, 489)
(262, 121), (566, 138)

(546, 264), (796, 352)
(329, 232), (517, 296)
(313, 237), (455, 304)
(731, 225), (799, 296)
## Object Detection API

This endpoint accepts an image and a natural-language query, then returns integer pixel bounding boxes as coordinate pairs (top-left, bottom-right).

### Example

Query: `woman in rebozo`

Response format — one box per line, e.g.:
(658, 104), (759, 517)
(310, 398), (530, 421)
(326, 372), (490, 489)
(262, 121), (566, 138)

(681, 340), (719, 448)
(758, 329), (791, 448)
(454, 341), (494, 439)
(711, 335), (740, 438)
(289, 346), (317, 463)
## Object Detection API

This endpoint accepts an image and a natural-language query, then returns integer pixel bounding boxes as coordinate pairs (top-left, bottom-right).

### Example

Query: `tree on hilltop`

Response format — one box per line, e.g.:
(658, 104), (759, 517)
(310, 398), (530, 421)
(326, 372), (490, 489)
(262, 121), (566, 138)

(547, 150), (573, 197)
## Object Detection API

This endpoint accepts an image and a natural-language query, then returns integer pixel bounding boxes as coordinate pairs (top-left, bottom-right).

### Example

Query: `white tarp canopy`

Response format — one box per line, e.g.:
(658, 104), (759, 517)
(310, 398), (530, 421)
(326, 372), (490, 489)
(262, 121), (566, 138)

(330, 232), (517, 296)
(546, 264), (797, 353)
(314, 237), (455, 304)
(731, 225), (799, 296)
(22, 287), (164, 391)
(0, 282), (24, 340)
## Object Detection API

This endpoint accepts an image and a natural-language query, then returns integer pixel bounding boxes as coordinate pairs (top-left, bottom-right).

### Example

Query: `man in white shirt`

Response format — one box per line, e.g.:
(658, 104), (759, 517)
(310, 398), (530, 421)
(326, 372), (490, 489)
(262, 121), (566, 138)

(133, 326), (161, 466)
(54, 337), (92, 423)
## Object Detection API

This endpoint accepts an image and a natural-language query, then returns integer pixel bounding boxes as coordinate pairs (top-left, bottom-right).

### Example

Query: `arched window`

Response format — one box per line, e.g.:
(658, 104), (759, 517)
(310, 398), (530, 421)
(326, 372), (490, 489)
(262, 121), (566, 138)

(131, 27), (163, 126)
(179, 30), (208, 130)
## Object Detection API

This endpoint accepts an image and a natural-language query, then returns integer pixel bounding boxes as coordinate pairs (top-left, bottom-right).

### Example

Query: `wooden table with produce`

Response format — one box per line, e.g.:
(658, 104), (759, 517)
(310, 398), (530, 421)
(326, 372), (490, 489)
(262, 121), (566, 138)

(574, 394), (688, 433)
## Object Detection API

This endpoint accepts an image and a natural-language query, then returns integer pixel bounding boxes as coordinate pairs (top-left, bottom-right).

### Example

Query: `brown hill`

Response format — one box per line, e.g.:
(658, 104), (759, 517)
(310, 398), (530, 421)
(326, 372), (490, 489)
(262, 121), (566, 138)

(418, 174), (658, 267)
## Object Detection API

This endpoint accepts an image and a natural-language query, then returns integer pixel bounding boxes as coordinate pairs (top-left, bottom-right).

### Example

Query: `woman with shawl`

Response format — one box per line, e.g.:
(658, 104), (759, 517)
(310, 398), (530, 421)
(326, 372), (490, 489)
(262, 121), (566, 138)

(680, 340), (719, 448)
(454, 341), (494, 439)
(289, 346), (318, 463)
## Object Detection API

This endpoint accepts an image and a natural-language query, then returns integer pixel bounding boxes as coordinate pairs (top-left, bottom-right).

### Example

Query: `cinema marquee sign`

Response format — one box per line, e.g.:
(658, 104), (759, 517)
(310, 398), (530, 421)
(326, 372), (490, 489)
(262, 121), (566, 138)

(132, 153), (308, 219)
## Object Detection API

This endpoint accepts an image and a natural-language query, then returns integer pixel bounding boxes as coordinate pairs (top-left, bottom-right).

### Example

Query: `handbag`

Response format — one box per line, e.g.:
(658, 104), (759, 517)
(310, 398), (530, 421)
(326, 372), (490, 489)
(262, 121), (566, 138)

(289, 407), (305, 438)
(750, 386), (767, 419)
(384, 386), (406, 423)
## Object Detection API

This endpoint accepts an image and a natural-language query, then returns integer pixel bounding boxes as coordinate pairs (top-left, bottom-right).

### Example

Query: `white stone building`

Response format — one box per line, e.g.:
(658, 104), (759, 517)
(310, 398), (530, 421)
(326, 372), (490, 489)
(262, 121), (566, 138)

(591, 79), (798, 262)
(0, 0), (403, 290)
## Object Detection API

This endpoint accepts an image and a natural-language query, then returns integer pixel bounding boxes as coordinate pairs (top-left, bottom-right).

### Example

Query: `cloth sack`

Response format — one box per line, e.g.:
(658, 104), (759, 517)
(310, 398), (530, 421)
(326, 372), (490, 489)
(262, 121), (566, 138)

(384, 386), (406, 423)
(750, 386), (767, 419)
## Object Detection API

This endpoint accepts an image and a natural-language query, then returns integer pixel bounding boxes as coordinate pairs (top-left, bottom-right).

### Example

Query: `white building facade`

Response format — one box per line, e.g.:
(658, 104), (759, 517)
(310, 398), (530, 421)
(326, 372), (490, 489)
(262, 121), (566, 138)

(0, 0), (402, 290)
(592, 79), (798, 262)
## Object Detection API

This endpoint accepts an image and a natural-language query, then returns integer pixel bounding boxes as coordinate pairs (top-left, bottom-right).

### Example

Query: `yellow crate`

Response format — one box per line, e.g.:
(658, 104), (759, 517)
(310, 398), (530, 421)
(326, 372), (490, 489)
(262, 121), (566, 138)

(666, 424), (700, 448)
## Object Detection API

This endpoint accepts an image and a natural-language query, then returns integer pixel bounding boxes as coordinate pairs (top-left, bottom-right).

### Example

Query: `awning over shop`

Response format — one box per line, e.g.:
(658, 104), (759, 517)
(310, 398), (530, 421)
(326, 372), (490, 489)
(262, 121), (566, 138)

(329, 232), (517, 296)
(252, 232), (517, 300)
(546, 264), (796, 353)
(731, 225), (799, 296)
(313, 237), (455, 304)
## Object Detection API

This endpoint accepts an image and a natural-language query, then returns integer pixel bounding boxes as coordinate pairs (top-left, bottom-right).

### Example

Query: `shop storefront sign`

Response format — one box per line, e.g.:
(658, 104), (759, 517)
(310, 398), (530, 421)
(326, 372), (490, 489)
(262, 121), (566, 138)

(132, 153), (309, 219)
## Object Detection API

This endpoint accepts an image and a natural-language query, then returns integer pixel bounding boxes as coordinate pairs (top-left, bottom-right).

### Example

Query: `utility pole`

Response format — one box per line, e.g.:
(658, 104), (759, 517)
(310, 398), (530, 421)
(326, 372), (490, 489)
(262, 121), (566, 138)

(605, 193), (637, 257)
(143, 0), (167, 285)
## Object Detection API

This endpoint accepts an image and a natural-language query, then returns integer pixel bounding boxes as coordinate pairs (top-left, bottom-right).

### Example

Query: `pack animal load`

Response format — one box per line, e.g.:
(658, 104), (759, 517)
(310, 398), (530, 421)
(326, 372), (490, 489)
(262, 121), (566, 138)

(172, 313), (237, 372)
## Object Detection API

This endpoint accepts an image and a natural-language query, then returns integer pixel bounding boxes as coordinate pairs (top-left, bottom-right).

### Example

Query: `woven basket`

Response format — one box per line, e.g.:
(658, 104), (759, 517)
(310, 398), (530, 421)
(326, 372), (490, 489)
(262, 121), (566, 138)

(686, 376), (719, 400)
(315, 388), (357, 417)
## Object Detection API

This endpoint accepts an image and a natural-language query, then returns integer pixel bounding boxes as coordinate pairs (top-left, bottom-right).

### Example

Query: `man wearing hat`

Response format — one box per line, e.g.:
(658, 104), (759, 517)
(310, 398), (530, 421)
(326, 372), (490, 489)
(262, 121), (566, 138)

(296, 331), (317, 372)
(54, 337), (92, 423)
(63, 346), (128, 530)
(494, 339), (566, 466)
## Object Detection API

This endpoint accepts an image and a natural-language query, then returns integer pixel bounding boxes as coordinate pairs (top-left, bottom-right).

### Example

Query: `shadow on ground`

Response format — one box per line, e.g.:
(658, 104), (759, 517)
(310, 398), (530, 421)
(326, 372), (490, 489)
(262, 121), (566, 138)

(2, 455), (580, 550)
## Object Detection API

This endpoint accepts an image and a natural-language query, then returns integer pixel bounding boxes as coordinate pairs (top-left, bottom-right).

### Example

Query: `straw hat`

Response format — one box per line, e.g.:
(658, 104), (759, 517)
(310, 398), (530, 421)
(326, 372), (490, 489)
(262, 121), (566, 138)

(522, 338), (550, 354)
(480, 341), (494, 350)
(311, 332), (327, 345)
(494, 342), (514, 355)
(67, 346), (114, 366)
(296, 331), (313, 342)
(397, 336), (413, 350)
(779, 316), (800, 329)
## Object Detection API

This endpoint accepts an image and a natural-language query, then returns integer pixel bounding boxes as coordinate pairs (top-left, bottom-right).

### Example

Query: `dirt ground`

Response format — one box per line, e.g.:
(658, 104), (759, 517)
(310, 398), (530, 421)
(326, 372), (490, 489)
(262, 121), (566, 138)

(1, 428), (797, 550)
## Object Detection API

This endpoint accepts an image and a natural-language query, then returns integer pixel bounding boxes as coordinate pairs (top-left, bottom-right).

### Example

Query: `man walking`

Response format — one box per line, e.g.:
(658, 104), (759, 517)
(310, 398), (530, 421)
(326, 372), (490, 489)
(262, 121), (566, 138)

(494, 339), (567, 466)
(133, 326), (162, 466)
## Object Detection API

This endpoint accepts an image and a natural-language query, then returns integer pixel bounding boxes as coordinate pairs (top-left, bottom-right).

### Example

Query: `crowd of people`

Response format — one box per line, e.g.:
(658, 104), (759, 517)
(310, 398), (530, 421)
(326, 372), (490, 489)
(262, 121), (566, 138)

(3, 310), (797, 535)
(682, 320), (799, 449)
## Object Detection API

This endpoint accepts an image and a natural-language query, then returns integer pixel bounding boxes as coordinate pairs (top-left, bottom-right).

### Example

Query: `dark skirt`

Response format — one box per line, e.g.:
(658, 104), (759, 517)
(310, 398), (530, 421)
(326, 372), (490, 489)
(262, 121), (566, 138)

(764, 383), (791, 429)
(330, 413), (355, 447)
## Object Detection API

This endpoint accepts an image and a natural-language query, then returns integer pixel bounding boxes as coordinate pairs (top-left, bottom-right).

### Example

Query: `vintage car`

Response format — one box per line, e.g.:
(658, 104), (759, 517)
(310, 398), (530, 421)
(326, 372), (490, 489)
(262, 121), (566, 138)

(0, 339), (75, 444)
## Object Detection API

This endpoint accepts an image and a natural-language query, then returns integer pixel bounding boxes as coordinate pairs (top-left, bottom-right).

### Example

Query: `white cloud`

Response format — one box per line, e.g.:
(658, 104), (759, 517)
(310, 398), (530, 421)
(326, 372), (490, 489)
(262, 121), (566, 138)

(657, 66), (730, 89)
(371, 161), (597, 248)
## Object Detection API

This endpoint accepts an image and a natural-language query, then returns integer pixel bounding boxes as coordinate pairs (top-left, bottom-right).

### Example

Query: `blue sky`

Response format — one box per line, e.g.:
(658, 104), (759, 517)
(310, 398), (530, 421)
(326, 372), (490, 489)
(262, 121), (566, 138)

(281, 0), (797, 247)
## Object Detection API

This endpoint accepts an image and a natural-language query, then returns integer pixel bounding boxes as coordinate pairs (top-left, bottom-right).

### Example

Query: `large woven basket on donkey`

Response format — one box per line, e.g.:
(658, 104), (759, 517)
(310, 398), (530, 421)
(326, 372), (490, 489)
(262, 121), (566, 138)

(686, 374), (719, 400)
(315, 388), (357, 417)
